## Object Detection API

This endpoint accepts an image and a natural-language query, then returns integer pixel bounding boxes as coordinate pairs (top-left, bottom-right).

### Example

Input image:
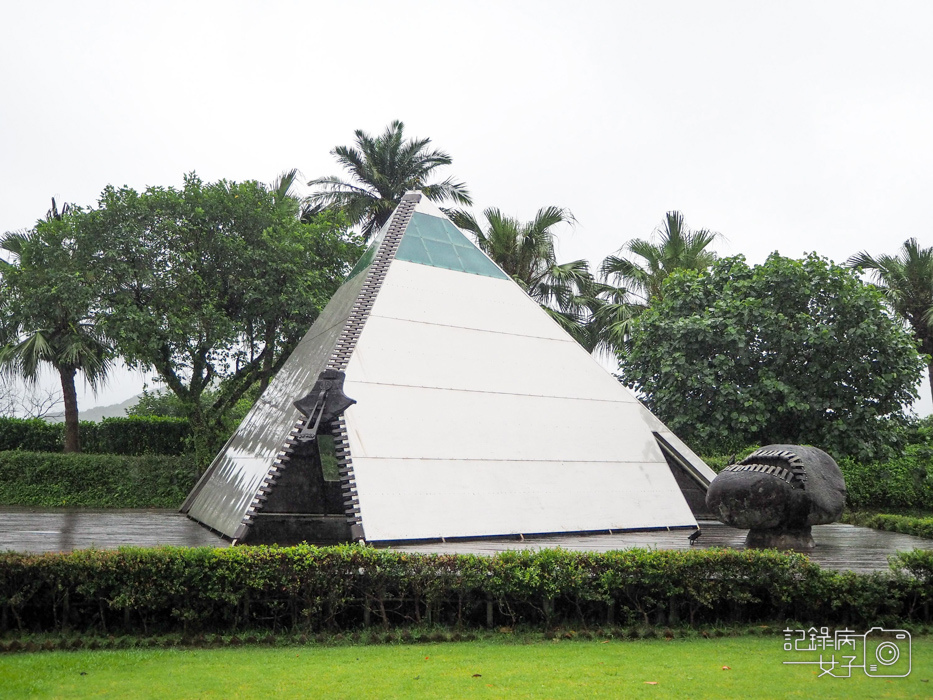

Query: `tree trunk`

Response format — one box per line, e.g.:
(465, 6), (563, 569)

(59, 366), (80, 453)
(927, 361), (933, 407)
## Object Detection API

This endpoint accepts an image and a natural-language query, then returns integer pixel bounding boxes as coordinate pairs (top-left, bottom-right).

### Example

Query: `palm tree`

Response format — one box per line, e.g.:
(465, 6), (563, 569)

(848, 239), (933, 401)
(600, 211), (720, 307)
(308, 120), (472, 239)
(0, 205), (112, 452)
(449, 206), (608, 347)
(572, 280), (642, 359)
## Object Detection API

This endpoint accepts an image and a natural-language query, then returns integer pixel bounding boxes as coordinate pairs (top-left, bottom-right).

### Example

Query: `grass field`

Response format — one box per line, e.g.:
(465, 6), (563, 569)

(1, 635), (930, 699)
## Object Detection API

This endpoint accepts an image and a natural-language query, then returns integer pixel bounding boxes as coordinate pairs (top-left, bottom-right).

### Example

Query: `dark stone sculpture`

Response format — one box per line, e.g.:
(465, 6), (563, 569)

(293, 369), (357, 442)
(705, 445), (846, 549)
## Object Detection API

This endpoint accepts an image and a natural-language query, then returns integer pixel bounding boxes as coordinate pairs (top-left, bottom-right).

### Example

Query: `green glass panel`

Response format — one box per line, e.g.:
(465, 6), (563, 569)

(455, 244), (510, 278)
(396, 212), (508, 280)
(346, 238), (379, 280)
(395, 235), (432, 266)
(407, 214), (452, 243)
(422, 237), (466, 271)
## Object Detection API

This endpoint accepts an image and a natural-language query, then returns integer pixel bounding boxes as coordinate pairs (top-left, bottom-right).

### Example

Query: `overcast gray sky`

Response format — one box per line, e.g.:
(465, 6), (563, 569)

(2, 1), (932, 412)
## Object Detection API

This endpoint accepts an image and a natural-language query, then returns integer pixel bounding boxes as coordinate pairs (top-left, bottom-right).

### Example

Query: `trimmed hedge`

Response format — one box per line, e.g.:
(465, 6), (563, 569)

(0, 416), (191, 456)
(0, 418), (61, 452)
(0, 451), (200, 508)
(841, 512), (933, 540)
(1, 546), (930, 636)
(840, 445), (933, 510)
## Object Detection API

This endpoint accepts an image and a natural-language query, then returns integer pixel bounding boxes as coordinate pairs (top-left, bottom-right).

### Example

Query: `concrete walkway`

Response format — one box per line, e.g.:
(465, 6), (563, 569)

(0, 506), (228, 553)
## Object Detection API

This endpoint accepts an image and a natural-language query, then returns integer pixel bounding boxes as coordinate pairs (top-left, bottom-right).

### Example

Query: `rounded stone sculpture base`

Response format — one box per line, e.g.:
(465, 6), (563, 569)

(745, 527), (814, 550)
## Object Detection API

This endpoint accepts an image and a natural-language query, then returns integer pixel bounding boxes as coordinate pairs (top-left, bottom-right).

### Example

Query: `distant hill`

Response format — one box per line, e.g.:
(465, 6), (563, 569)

(45, 394), (141, 423)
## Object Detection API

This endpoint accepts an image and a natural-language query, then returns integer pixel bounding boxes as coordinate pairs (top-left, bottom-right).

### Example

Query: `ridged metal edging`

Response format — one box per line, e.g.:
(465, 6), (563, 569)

(235, 193), (421, 542)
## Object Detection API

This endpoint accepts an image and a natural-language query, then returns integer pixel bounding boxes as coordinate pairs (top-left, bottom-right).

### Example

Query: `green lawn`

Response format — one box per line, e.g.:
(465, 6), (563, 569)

(1, 636), (930, 699)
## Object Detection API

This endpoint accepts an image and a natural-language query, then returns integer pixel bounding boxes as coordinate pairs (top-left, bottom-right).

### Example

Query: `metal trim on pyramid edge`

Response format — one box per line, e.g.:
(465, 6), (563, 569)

(233, 192), (421, 543)
(328, 192), (420, 540)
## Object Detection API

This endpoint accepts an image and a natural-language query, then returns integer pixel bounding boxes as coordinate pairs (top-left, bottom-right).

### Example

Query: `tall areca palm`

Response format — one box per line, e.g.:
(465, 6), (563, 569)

(600, 211), (720, 307)
(0, 206), (112, 452)
(308, 120), (472, 239)
(848, 239), (933, 401)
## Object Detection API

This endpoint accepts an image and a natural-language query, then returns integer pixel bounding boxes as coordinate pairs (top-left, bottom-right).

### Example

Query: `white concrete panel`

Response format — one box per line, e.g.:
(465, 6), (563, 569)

(351, 458), (697, 541)
(413, 197), (450, 220)
(342, 383), (667, 464)
(633, 403), (718, 483)
(369, 260), (568, 340)
(345, 315), (638, 403)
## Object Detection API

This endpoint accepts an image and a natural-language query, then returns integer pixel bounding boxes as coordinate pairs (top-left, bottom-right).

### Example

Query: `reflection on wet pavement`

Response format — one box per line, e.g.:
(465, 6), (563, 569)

(0, 506), (228, 553)
(2, 509), (930, 574)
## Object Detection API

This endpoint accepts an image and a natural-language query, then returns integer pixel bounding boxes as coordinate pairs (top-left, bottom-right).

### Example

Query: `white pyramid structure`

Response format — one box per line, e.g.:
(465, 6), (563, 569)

(182, 193), (716, 544)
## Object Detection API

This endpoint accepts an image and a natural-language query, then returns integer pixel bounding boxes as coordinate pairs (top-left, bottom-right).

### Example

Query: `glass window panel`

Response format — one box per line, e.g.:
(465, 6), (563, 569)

(395, 235), (432, 266)
(396, 213), (509, 280)
(422, 237), (466, 271)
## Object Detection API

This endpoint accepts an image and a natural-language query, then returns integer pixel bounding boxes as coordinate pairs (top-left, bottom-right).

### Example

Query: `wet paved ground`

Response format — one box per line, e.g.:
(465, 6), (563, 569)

(394, 521), (933, 574)
(1, 508), (931, 574)
(0, 506), (228, 553)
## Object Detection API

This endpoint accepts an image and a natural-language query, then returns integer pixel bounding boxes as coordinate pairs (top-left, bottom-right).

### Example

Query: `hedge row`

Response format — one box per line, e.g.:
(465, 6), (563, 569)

(840, 445), (933, 510)
(2, 546), (931, 636)
(0, 451), (200, 508)
(0, 416), (190, 455)
(841, 512), (933, 540)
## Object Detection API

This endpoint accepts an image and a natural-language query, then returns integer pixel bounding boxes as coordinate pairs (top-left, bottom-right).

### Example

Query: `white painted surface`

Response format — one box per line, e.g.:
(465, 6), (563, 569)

(352, 458), (696, 541)
(364, 260), (569, 340)
(344, 258), (699, 541)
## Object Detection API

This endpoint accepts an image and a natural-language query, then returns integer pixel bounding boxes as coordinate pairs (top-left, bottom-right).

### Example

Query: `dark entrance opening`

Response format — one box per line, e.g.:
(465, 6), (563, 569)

(653, 432), (713, 519)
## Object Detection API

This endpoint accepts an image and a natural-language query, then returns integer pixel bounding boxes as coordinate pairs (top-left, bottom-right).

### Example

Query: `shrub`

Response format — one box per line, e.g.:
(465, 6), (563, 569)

(0, 418), (62, 452)
(841, 512), (933, 540)
(81, 417), (191, 456)
(0, 451), (200, 508)
(0, 546), (928, 636)
(0, 416), (190, 455)
(839, 444), (933, 511)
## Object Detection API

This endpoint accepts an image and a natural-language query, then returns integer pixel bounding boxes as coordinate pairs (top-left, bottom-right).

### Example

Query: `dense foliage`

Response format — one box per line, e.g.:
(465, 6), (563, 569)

(0, 451), (199, 508)
(1, 546), (929, 636)
(840, 444), (933, 511)
(0, 417), (190, 455)
(620, 254), (924, 460)
(73, 174), (362, 461)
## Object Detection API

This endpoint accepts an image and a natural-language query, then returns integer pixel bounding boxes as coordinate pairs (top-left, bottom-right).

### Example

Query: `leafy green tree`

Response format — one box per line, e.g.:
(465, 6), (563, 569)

(848, 239), (933, 403)
(127, 384), (260, 435)
(618, 254), (924, 461)
(600, 211), (720, 306)
(81, 173), (363, 461)
(0, 203), (112, 452)
(308, 120), (472, 239)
